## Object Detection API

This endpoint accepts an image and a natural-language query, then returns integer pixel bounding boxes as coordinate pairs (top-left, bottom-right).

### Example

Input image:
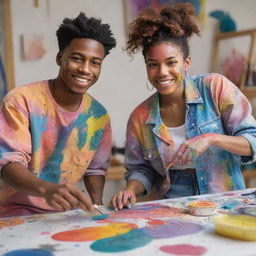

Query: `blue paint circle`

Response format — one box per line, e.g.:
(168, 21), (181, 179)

(4, 249), (53, 256)
(92, 213), (109, 220)
(90, 229), (152, 252)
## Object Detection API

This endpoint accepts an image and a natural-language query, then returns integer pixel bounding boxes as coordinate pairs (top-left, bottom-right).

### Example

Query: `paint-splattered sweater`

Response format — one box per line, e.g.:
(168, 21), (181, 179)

(0, 81), (111, 215)
(125, 73), (256, 198)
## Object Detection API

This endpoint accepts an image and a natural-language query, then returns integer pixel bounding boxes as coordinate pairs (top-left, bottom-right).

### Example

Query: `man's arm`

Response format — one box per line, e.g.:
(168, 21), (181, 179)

(83, 175), (105, 205)
(2, 162), (94, 212)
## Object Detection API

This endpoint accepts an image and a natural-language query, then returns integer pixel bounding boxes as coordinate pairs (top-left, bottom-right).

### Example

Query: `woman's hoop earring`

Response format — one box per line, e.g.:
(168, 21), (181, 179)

(184, 68), (189, 78)
(146, 79), (154, 91)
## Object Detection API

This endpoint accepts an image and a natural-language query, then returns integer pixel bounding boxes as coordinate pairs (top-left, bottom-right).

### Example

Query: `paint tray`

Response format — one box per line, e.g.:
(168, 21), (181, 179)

(212, 214), (256, 241)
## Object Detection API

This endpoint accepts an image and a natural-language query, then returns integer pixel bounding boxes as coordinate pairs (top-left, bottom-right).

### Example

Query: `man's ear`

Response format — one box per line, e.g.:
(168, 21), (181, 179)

(56, 52), (62, 66)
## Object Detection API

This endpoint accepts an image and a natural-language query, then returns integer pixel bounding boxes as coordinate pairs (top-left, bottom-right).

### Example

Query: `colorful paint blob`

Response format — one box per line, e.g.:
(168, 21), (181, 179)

(142, 220), (203, 239)
(91, 213), (109, 220)
(146, 218), (165, 226)
(51, 222), (137, 241)
(241, 206), (256, 217)
(0, 218), (25, 228)
(160, 244), (207, 255)
(90, 228), (152, 253)
(3, 249), (53, 256)
(188, 201), (216, 208)
(220, 200), (241, 210)
(110, 204), (184, 219)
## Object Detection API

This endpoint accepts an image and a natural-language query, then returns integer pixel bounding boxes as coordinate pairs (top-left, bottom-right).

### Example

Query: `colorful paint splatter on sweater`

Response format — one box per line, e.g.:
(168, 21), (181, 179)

(0, 81), (111, 215)
(125, 73), (256, 197)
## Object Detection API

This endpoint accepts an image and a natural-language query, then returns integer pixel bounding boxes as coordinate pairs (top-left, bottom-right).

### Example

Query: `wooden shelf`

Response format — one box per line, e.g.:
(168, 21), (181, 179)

(241, 88), (256, 99)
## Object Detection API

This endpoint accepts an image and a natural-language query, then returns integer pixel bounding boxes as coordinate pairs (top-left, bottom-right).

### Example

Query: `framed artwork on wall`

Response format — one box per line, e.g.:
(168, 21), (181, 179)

(0, 0), (15, 99)
(211, 29), (256, 92)
(123, 0), (206, 27)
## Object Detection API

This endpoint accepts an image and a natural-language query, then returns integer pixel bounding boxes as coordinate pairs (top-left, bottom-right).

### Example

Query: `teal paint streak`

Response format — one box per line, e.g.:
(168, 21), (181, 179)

(4, 249), (53, 256)
(39, 125), (71, 183)
(90, 129), (104, 150)
(74, 112), (89, 150)
(40, 99), (107, 183)
(90, 229), (152, 253)
(74, 100), (106, 150)
(30, 114), (48, 151)
(89, 100), (107, 119)
(91, 213), (109, 220)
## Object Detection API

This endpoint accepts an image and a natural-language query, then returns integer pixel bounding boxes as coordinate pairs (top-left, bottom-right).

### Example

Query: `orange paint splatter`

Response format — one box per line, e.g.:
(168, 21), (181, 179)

(0, 218), (25, 228)
(188, 201), (217, 208)
(146, 218), (165, 226)
(51, 222), (137, 242)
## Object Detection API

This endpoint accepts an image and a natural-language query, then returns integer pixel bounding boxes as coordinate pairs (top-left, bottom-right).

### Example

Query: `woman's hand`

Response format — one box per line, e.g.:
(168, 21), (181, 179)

(172, 133), (217, 166)
(111, 190), (136, 211)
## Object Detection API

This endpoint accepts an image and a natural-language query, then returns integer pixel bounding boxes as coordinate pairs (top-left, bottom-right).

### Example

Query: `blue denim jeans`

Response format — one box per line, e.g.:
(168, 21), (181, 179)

(164, 169), (199, 199)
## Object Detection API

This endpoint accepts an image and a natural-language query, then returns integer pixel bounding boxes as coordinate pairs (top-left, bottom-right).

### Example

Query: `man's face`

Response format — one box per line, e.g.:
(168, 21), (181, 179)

(56, 38), (105, 95)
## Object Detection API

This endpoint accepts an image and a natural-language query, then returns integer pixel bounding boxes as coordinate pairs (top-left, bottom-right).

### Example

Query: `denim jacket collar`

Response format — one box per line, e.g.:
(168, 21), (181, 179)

(145, 77), (203, 145)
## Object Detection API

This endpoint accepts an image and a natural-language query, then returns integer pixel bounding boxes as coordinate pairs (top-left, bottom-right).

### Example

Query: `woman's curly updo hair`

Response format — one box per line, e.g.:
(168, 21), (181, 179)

(56, 12), (116, 56)
(126, 3), (200, 59)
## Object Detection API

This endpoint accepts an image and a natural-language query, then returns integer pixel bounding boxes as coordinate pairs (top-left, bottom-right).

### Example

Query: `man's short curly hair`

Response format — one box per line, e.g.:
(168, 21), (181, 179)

(56, 12), (116, 56)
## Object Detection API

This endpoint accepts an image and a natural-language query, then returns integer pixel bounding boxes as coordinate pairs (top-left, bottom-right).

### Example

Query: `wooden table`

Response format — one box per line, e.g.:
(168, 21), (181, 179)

(1, 188), (256, 256)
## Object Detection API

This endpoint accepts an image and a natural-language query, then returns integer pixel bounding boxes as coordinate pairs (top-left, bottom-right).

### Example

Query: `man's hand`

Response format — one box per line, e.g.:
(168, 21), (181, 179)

(43, 183), (94, 212)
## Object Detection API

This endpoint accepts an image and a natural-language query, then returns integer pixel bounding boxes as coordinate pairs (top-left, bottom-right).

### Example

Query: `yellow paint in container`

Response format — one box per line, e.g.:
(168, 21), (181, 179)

(213, 214), (256, 241)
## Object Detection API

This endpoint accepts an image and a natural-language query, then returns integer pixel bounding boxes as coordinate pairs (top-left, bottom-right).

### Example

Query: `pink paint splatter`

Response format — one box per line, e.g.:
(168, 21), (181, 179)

(110, 204), (184, 219)
(160, 244), (207, 255)
(41, 231), (51, 235)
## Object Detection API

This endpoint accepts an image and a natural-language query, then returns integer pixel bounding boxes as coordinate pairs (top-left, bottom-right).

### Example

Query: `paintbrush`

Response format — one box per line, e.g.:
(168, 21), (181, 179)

(93, 204), (104, 215)
(126, 198), (135, 209)
(241, 190), (256, 197)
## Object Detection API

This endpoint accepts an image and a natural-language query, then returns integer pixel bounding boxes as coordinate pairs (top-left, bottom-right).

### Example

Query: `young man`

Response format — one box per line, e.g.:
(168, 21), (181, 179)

(0, 13), (116, 217)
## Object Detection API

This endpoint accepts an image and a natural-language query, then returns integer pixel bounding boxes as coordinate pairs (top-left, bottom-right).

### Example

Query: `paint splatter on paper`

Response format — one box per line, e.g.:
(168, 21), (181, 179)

(0, 218), (25, 228)
(142, 220), (203, 239)
(90, 220), (203, 253)
(160, 244), (207, 255)
(110, 204), (184, 219)
(90, 229), (152, 253)
(3, 248), (53, 256)
(52, 222), (137, 241)
(91, 213), (109, 220)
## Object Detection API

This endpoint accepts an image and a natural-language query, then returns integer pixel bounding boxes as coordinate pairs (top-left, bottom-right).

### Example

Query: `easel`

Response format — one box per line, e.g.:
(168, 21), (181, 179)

(211, 28), (256, 99)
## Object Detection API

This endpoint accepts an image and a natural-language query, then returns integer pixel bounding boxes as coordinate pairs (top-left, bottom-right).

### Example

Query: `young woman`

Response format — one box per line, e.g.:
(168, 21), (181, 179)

(111, 3), (256, 210)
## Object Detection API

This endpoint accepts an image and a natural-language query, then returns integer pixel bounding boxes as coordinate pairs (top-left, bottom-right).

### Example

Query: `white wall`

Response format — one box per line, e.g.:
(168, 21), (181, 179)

(10, 0), (256, 147)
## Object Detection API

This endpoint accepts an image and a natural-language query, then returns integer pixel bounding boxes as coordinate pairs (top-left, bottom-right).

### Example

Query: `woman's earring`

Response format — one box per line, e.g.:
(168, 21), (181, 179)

(184, 68), (189, 78)
(146, 79), (154, 91)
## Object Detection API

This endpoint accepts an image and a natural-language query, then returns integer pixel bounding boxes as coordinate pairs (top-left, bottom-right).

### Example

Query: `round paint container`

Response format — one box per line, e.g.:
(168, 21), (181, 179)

(213, 214), (256, 241)
(187, 201), (217, 216)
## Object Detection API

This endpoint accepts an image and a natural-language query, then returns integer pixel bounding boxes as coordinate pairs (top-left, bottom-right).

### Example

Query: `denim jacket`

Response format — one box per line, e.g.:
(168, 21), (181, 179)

(125, 73), (256, 198)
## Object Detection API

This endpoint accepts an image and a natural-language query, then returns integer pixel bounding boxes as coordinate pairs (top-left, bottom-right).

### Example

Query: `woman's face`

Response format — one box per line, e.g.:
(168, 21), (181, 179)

(145, 42), (191, 95)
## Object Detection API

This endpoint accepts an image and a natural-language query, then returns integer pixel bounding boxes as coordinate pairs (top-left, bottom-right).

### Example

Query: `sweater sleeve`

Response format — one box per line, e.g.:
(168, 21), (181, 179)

(0, 94), (32, 175)
(84, 115), (112, 176)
